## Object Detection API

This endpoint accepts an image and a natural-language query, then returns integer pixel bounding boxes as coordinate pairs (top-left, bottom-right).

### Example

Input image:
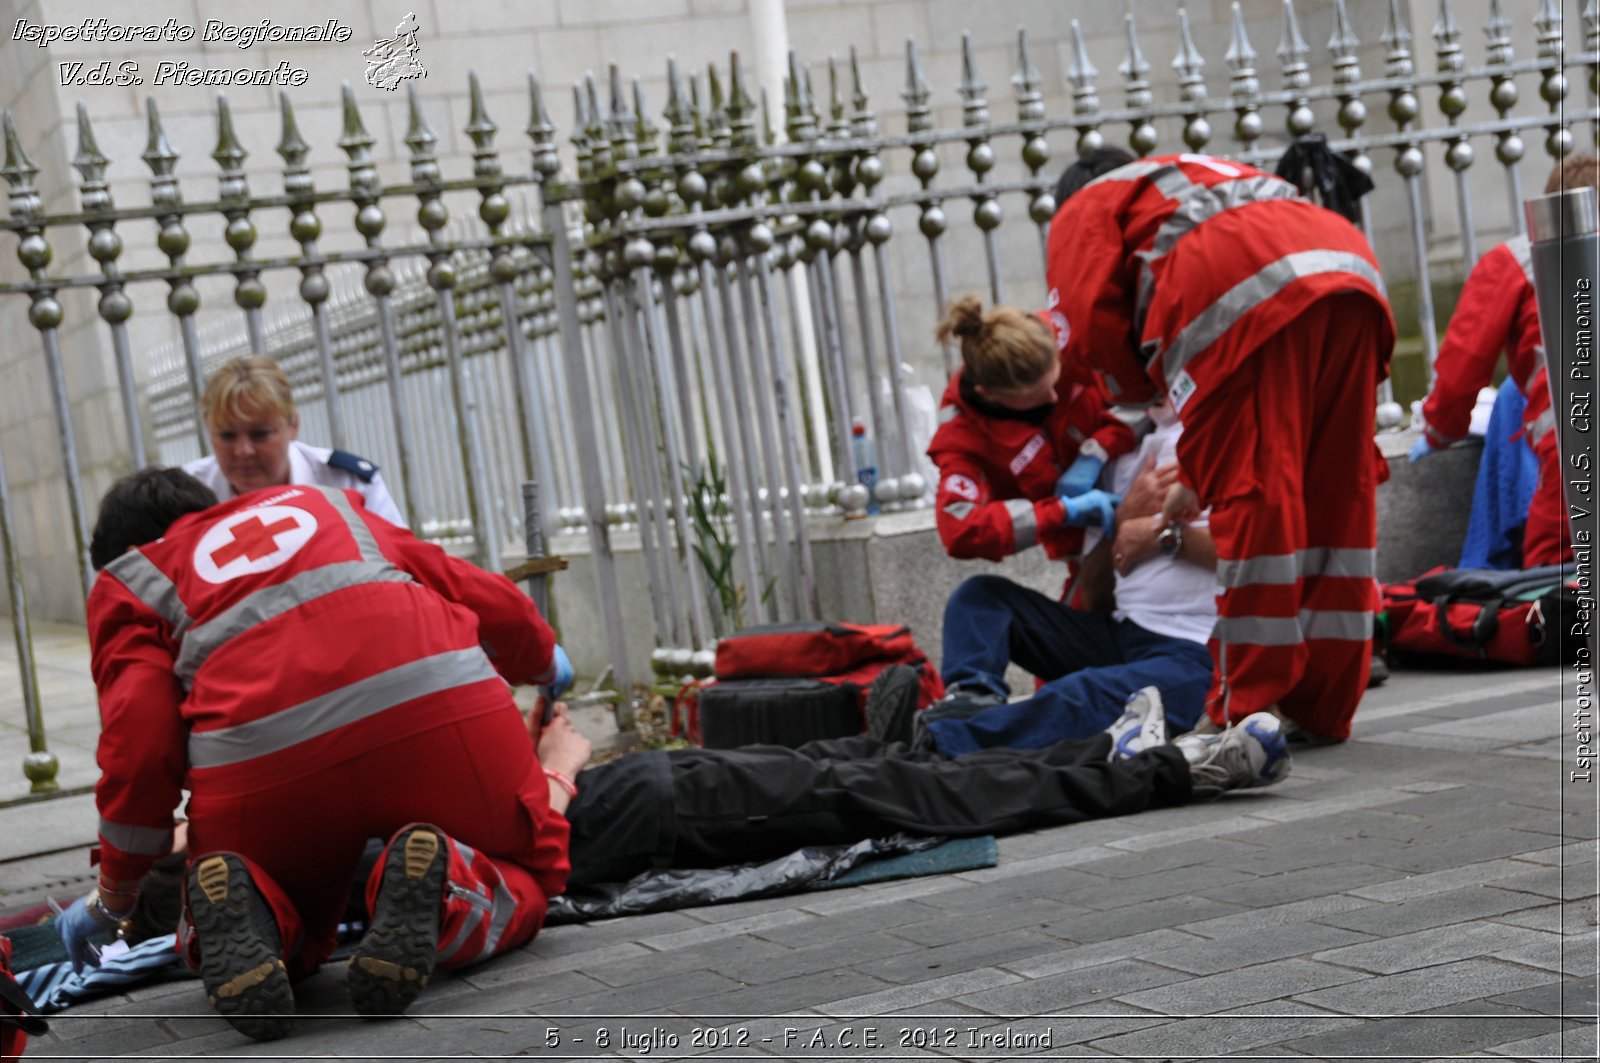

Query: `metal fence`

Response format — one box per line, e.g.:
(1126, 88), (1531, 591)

(1, 0), (1598, 791)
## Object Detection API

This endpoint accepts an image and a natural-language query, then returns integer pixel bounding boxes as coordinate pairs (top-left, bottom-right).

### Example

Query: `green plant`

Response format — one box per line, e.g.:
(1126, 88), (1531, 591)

(686, 453), (743, 634)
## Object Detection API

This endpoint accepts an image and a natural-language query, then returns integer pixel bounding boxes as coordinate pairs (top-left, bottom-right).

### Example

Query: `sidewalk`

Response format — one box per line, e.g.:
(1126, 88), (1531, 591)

(3, 652), (1595, 1060)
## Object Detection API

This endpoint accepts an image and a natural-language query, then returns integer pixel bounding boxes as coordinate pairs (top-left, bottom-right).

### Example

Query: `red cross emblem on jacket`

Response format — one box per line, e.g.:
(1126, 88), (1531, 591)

(194, 504), (318, 583)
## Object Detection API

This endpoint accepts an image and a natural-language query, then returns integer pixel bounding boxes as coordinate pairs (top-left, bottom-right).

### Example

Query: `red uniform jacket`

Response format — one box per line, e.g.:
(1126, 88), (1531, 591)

(87, 485), (566, 889)
(1419, 236), (1552, 449)
(926, 367), (1134, 561)
(1044, 153), (1392, 407)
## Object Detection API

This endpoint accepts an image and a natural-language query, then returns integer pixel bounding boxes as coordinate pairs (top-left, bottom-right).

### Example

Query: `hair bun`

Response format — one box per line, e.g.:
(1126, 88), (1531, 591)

(938, 294), (987, 344)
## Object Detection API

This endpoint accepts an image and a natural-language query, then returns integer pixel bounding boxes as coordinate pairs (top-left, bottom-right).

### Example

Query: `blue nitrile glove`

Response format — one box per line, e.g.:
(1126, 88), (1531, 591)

(1061, 489), (1120, 528)
(548, 644), (574, 700)
(58, 895), (110, 973)
(1055, 453), (1105, 499)
(1408, 436), (1436, 463)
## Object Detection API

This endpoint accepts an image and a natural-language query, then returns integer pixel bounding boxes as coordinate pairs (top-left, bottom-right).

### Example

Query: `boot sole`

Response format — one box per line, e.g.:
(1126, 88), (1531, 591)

(864, 666), (920, 744)
(186, 854), (294, 1043)
(348, 828), (445, 1017)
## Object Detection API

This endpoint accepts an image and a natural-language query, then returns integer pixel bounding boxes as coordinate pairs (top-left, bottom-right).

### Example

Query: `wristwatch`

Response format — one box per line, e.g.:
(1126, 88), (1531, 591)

(1157, 520), (1185, 559)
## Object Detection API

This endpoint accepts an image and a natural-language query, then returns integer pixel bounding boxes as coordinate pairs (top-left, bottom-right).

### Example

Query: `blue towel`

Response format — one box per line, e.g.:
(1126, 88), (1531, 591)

(1458, 379), (1540, 570)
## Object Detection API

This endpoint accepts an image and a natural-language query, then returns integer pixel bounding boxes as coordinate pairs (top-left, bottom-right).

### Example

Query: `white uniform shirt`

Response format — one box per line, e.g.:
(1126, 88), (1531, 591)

(1083, 418), (1217, 645)
(183, 439), (406, 528)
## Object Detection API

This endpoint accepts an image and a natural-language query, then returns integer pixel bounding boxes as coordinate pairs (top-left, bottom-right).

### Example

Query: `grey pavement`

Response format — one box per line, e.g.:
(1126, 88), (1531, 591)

(1, 625), (1596, 1061)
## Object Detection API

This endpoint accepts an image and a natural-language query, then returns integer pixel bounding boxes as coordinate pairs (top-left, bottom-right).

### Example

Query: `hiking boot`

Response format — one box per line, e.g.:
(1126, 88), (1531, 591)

(348, 825), (447, 1017)
(1366, 653), (1390, 688)
(186, 854), (294, 1043)
(1176, 713), (1292, 797)
(1280, 716), (1344, 747)
(1105, 686), (1169, 762)
(864, 665), (921, 744)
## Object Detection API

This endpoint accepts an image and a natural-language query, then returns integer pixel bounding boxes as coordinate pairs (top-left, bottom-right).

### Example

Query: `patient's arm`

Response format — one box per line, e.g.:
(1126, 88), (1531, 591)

(1077, 534), (1117, 613)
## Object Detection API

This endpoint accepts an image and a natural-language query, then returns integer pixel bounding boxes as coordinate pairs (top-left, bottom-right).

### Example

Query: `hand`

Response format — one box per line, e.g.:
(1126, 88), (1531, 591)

(536, 702), (593, 779)
(57, 895), (113, 973)
(1054, 453), (1104, 499)
(1162, 482), (1201, 524)
(1121, 455), (1182, 520)
(546, 644), (574, 700)
(1061, 489), (1120, 528)
(1113, 514), (1164, 576)
(1408, 436), (1437, 463)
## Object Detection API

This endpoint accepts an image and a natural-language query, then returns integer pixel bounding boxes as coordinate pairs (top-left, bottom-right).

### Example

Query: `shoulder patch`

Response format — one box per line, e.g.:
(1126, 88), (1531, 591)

(327, 449), (380, 482)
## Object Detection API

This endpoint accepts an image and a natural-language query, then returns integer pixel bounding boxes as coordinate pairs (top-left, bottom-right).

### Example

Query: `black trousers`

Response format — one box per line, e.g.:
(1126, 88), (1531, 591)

(564, 734), (1191, 889)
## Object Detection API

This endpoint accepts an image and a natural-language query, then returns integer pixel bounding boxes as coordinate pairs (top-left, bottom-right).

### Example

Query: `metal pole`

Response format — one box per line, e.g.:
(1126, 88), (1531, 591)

(0, 434), (56, 792)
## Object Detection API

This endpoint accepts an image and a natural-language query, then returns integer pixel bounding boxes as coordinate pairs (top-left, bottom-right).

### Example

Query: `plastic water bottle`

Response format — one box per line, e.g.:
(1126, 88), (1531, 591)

(851, 418), (881, 514)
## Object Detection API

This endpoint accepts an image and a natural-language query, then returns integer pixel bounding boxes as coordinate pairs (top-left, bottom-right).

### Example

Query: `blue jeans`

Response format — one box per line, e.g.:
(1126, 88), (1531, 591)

(934, 574), (1214, 756)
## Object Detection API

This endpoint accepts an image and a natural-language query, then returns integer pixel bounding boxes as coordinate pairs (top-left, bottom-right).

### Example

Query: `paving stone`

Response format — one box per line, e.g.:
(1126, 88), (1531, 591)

(1515, 839), (1600, 867)
(853, 929), (1065, 984)
(1345, 858), (1552, 901)
(1311, 920), (1557, 974)
(753, 899), (947, 947)
(1277, 1012), (1569, 1058)
(1193, 862), (1400, 908)
(1117, 957), (1364, 1015)
(684, 968), (894, 1017)
(793, 877), (966, 916)
(580, 933), (789, 987)
(1490, 866), (1600, 902)
(1003, 929), (1207, 979)
(538, 910), (710, 949)
(1086, 1002), (1362, 1057)
(531, 966), (746, 1014)
(1294, 958), (1563, 1015)
(637, 907), (815, 950)
(1491, 930), (1600, 976)
(1146, 921), (1375, 976)
(981, 999), (1171, 1048)
(1317, 885), (1552, 937)
(1485, 973), (1599, 1016)
(1485, 1022), (1598, 1057)
(817, 966), (1023, 1017)
(1083, 863), (1260, 911)
(717, 931), (924, 985)
(888, 896), (1085, 946)
(955, 958), (1189, 1014)
(1063, 837), (1264, 880)
(34, 1015), (178, 1054)
(1044, 894), (1245, 944)
(1493, 900), (1600, 936)
(1176, 893), (1376, 938)
(914, 865), (1112, 909)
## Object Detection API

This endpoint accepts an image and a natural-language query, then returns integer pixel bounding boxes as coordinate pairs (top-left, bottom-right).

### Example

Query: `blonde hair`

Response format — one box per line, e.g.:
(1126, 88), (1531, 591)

(200, 356), (297, 429)
(1546, 153), (1599, 194)
(935, 295), (1056, 391)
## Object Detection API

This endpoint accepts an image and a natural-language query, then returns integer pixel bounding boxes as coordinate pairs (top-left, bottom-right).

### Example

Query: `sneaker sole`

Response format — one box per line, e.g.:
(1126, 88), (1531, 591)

(348, 828), (445, 1017)
(187, 854), (294, 1043)
(864, 666), (921, 744)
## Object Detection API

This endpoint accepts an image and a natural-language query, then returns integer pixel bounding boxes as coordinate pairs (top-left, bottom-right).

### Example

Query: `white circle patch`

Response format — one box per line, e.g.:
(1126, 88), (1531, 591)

(193, 505), (318, 584)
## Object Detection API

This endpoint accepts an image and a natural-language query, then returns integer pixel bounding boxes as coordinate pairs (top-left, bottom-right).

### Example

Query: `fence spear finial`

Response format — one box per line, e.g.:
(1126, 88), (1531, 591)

(1433, 0), (1464, 74)
(467, 71), (498, 149)
(1534, 0), (1563, 60)
(276, 92), (309, 169)
(1226, 3), (1258, 94)
(212, 94), (247, 174)
(1484, 0), (1513, 67)
(72, 101), (109, 191)
(1330, 0), (1362, 73)
(958, 32), (989, 127)
(1277, 0), (1310, 90)
(1173, 5), (1207, 101)
(902, 37), (931, 132)
(1382, 0), (1415, 77)
(1, 109), (42, 224)
(1066, 20), (1098, 119)
(1121, 12), (1153, 113)
(405, 83), (437, 162)
(1013, 28), (1044, 122)
(633, 77), (658, 152)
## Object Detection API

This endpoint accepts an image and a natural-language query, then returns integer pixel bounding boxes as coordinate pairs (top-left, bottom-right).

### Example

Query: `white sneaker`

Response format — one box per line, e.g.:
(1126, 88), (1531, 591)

(1105, 686), (1169, 762)
(1176, 712), (1293, 796)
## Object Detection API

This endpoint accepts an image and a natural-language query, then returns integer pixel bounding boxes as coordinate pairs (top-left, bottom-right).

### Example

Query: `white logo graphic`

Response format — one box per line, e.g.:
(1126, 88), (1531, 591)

(1049, 310), (1070, 351)
(1168, 369), (1199, 414)
(944, 473), (980, 502)
(194, 506), (318, 584)
(364, 12), (426, 91)
(1010, 434), (1046, 477)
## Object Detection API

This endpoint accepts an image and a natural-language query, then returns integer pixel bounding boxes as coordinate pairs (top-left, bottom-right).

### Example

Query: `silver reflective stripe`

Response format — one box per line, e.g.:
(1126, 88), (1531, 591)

(105, 551), (191, 634)
(476, 883), (520, 962)
(1005, 498), (1038, 551)
(99, 818), (173, 856)
(1302, 609), (1373, 641)
(174, 561), (414, 687)
(1135, 176), (1303, 323)
(938, 405), (959, 425)
(1215, 609), (1372, 646)
(942, 501), (976, 521)
(1086, 158), (1171, 189)
(1529, 406), (1556, 445)
(1506, 234), (1534, 286)
(1162, 249), (1388, 384)
(1298, 547), (1376, 580)
(1217, 553), (1298, 589)
(438, 900), (487, 966)
(315, 485), (384, 562)
(188, 647), (500, 770)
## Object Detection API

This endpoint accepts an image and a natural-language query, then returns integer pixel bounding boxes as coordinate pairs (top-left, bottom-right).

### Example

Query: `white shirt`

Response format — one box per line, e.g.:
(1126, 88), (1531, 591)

(183, 439), (406, 528)
(1084, 419), (1217, 644)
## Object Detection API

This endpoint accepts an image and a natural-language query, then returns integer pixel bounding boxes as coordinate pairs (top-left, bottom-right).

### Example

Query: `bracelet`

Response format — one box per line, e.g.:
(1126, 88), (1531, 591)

(542, 767), (578, 801)
(87, 892), (135, 937)
(97, 879), (139, 900)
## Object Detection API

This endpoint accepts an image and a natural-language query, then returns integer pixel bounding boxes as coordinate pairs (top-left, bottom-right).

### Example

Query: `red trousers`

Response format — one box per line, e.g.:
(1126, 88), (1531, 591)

(182, 707), (567, 977)
(1177, 294), (1388, 740)
(1524, 430), (1574, 567)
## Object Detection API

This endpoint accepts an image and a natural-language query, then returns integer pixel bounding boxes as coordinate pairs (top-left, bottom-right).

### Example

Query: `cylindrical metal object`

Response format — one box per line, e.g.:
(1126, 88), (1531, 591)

(0, 434), (56, 792)
(1525, 187), (1599, 627)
